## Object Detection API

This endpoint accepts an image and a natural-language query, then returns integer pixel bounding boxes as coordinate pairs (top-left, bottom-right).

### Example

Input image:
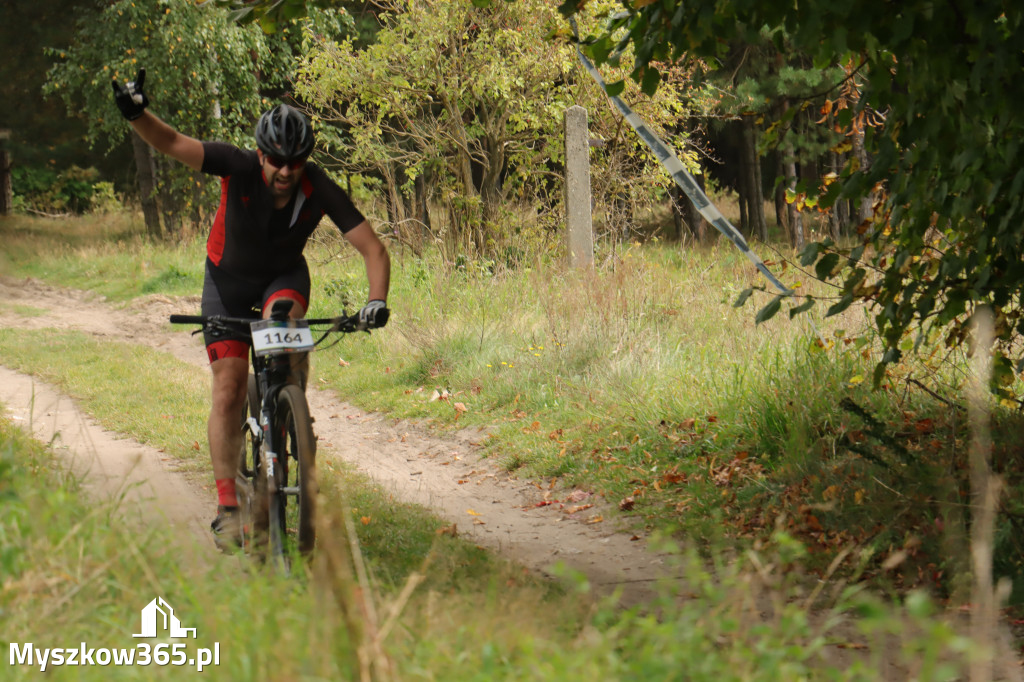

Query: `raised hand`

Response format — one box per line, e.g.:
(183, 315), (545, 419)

(111, 68), (149, 121)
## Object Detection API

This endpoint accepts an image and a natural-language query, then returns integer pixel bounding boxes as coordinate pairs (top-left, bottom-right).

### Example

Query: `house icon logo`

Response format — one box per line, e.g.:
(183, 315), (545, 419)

(132, 597), (197, 639)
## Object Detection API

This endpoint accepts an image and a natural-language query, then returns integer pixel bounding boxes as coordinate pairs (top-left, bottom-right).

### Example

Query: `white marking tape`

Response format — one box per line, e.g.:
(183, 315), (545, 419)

(569, 18), (792, 297)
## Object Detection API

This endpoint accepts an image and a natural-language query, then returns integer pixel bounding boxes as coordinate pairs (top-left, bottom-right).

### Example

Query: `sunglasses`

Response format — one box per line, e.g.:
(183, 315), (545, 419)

(265, 155), (306, 170)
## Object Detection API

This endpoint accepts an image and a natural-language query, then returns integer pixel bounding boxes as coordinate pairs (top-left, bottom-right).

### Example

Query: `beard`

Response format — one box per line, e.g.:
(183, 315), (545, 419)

(267, 171), (299, 200)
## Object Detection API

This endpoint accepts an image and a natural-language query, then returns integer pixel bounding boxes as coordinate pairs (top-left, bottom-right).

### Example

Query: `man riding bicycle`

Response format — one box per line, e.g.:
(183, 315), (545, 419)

(112, 69), (391, 551)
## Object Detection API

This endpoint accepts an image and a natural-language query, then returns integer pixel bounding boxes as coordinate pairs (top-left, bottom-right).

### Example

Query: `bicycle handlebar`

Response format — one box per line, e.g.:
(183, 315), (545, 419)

(168, 314), (205, 325)
(169, 312), (370, 335)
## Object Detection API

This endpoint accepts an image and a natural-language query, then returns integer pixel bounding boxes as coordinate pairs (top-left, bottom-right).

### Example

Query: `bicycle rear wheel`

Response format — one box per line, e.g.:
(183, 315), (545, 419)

(270, 384), (318, 559)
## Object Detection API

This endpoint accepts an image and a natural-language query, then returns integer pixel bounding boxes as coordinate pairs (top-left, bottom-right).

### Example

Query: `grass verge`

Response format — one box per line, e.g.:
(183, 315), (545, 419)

(0, 408), (980, 680)
(4, 213), (1024, 607)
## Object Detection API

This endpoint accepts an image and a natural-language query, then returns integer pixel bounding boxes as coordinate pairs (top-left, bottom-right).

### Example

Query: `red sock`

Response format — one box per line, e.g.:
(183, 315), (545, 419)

(216, 479), (238, 508)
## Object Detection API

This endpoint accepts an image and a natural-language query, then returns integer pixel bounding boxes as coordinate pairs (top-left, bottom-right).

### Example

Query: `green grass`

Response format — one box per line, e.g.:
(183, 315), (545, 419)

(0, 213), (204, 302)
(0, 301), (48, 317)
(0, 411), (976, 680)
(0, 212), (1000, 677)
(6, 211), (1023, 598)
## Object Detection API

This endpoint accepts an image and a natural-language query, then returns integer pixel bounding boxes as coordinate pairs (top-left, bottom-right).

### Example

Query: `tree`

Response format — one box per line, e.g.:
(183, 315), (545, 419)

(45, 0), (278, 237)
(292, 0), (700, 260)
(560, 0), (1024, 391)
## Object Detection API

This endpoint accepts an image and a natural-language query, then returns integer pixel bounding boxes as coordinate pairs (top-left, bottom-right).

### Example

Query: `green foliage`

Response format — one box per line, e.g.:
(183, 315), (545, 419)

(43, 0), (279, 226)
(293, 0), (700, 259)
(11, 165), (117, 214)
(558, 0), (1024, 392)
(40, 0), (358, 230)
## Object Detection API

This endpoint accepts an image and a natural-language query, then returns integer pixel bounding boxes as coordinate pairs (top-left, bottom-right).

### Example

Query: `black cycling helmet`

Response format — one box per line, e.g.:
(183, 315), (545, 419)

(254, 104), (314, 160)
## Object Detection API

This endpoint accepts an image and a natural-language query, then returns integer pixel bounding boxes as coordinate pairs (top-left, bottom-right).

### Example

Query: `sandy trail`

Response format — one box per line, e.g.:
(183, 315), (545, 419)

(0, 276), (671, 603)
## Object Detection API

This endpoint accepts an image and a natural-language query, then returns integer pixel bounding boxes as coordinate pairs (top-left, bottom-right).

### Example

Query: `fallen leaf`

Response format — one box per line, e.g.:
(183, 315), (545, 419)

(566, 504), (594, 515)
(339, 358), (350, 367)
(662, 470), (687, 485)
(192, 441), (201, 451)
(454, 402), (468, 413)
(681, 418), (696, 430)
(466, 509), (480, 516)
(436, 524), (458, 537)
(619, 496), (635, 511)
(585, 515), (604, 524)
(566, 489), (590, 503)
(361, 516), (371, 525)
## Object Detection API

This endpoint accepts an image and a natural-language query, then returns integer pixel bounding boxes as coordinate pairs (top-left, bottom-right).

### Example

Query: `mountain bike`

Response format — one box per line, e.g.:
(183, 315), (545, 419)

(170, 300), (372, 573)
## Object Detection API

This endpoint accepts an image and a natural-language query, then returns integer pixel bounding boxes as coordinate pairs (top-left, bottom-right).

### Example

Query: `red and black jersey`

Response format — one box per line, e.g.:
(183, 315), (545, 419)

(201, 141), (365, 284)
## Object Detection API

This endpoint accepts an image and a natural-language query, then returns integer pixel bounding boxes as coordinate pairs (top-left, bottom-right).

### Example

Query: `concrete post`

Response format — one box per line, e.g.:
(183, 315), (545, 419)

(564, 106), (594, 268)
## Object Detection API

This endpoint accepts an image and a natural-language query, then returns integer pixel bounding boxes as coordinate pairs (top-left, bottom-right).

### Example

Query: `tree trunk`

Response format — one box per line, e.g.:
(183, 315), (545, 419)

(0, 131), (11, 216)
(744, 116), (768, 241)
(852, 125), (874, 227)
(774, 155), (788, 235)
(779, 99), (803, 250)
(785, 156), (803, 250)
(155, 156), (180, 239)
(738, 116), (766, 239)
(383, 163), (408, 235)
(671, 177), (709, 243)
(440, 93), (479, 250)
(130, 130), (162, 238)
(670, 183), (684, 242)
(736, 120), (750, 235)
(409, 173), (430, 257)
(827, 150), (847, 241)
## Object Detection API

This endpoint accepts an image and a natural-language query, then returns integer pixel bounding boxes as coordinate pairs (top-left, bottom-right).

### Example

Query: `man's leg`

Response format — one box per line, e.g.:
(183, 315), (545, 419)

(209, 356), (249, 483)
(207, 354), (249, 550)
(263, 293), (309, 389)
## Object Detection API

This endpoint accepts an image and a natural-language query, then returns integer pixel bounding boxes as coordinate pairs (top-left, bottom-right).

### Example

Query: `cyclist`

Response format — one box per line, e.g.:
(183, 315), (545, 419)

(112, 69), (390, 551)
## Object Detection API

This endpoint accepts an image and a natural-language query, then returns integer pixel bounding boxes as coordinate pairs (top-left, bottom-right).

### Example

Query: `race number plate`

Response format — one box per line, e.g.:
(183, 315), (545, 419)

(250, 319), (314, 356)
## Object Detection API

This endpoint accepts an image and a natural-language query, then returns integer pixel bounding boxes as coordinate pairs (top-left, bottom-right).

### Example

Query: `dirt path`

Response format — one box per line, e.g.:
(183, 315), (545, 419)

(0, 276), (671, 604)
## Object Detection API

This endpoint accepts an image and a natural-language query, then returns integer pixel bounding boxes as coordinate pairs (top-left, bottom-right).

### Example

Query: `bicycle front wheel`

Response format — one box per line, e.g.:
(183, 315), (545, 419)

(272, 384), (318, 557)
(237, 373), (260, 551)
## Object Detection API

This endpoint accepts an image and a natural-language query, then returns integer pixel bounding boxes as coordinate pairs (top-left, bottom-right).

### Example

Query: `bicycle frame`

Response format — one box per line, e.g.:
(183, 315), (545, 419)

(169, 303), (371, 571)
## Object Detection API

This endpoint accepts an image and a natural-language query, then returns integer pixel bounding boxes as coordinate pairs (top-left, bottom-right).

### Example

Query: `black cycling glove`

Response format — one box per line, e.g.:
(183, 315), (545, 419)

(112, 68), (149, 121)
(358, 300), (390, 329)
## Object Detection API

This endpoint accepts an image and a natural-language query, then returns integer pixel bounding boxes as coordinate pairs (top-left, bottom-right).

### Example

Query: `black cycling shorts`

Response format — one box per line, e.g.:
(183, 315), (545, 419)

(200, 259), (311, 362)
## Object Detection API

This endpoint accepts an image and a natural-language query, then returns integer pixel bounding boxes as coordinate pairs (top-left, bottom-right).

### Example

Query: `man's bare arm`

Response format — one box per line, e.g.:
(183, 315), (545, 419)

(344, 221), (391, 302)
(130, 112), (204, 172)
